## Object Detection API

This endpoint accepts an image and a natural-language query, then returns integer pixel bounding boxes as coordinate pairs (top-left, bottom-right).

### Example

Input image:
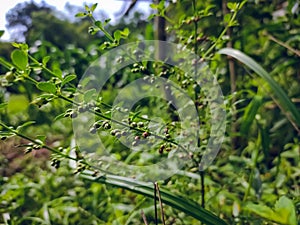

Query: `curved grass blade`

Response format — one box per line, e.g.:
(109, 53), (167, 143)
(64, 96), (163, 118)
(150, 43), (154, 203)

(219, 48), (300, 128)
(81, 172), (228, 225)
(240, 95), (263, 135)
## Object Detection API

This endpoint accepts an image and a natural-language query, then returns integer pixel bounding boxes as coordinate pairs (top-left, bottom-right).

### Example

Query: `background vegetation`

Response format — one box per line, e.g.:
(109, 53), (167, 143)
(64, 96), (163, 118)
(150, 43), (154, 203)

(0, 0), (299, 224)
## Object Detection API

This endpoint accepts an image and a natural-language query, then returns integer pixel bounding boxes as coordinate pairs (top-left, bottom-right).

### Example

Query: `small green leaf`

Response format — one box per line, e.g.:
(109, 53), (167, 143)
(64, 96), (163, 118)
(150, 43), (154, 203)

(227, 2), (237, 11)
(53, 68), (63, 80)
(238, 0), (247, 10)
(36, 135), (46, 143)
(16, 121), (36, 131)
(75, 12), (87, 18)
(11, 49), (28, 70)
(12, 43), (28, 50)
(54, 112), (67, 121)
(90, 3), (98, 12)
(121, 28), (130, 37)
(94, 21), (102, 29)
(84, 89), (96, 102)
(0, 30), (4, 38)
(11, 42), (21, 48)
(245, 203), (274, 219)
(42, 56), (50, 66)
(37, 82), (57, 94)
(104, 18), (111, 26)
(150, 3), (158, 9)
(240, 95), (263, 135)
(158, 0), (165, 10)
(20, 43), (28, 51)
(147, 14), (156, 20)
(114, 30), (121, 41)
(245, 196), (297, 225)
(61, 74), (77, 87)
(85, 5), (90, 11)
(273, 196), (297, 225)
(223, 14), (231, 24)
(0, 131), (15, 137)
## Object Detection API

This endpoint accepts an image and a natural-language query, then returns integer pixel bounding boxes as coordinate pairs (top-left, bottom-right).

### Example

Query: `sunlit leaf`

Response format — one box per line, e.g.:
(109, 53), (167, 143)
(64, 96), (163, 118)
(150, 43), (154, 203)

(42, 56), (50, 66)
(61, 74), (77, 87)
(245, 196), (297, 225)
(90, 3), (98, 12)
(75, 12), (87, 18)
(37, 82), (57, 94)
(11, 49), (28, 70)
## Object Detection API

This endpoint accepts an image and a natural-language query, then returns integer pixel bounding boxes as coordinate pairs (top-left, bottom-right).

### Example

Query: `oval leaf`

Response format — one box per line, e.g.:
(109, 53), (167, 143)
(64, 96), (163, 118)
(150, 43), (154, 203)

(90, 3), (98, 12)
(11, 49), (28, 70)
(37, 82), (57, 94)
(61, 74), (77, 87)
(75, 12), (87, 18)
(42, 56), (50, 66)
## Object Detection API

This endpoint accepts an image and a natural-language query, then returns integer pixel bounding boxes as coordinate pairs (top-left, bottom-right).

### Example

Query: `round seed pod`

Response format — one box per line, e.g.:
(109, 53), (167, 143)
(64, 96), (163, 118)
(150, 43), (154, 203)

(142, 132), (149, 138)
(89, 127), (97, 134)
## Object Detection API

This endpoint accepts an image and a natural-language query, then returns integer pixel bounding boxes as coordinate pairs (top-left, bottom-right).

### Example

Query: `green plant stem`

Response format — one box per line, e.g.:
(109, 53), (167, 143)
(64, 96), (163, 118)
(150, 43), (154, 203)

(89, 15), (114, 42)
(154, 182), (158, 225)
(1, 49), (203, 179)
(0, 57), (14, 70)
(243, 128), (260, 202)
(192, 0), (206, 212)
(141, 210), (149, 225)
(22, 55), (186, 149)
(7, 55), (202, 169)
(0, 121), (76, 162)
(265, 32), (300, 57)
(0, 118), (228, 224)
(155, 182), (166, 225)
(202, 10), (238, 59)
(59, 94), (200, 169)
(200, 171), (205, 208)
(28, 55), (60, 78)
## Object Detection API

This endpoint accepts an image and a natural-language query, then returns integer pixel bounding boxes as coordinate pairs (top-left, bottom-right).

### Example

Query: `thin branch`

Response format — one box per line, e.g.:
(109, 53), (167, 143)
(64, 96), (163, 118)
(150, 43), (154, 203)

(192, 0), (206, 212)
(265, 32), (300, 57)
(154, 182), (158, 225)
(155, 182), (166, 225)
(222, 0), (238, 150)
(141, 210), (149, 225)
(200, 171), (205, 208)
